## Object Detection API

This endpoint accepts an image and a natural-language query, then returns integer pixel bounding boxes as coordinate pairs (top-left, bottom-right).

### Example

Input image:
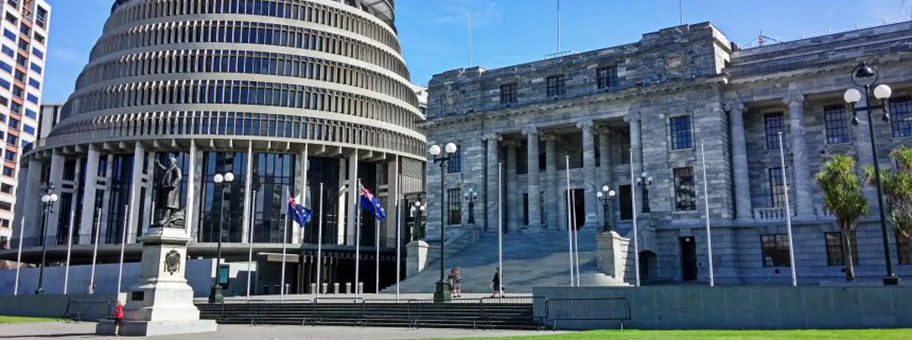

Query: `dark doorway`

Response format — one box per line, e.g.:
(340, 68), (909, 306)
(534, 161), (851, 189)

(565, 189), (585, 230)
(680, 237), (697, 281)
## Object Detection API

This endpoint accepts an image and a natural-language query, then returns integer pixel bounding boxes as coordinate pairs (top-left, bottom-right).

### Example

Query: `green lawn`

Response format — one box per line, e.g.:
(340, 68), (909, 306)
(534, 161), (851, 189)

(446, 329), (912, 339)
(0, 315), (64, 324)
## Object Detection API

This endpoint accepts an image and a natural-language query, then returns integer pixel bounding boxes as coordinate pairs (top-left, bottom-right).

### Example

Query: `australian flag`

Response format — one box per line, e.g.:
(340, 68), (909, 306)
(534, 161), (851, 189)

(359, 184), (387, 221)
(288, 195), (313, 228)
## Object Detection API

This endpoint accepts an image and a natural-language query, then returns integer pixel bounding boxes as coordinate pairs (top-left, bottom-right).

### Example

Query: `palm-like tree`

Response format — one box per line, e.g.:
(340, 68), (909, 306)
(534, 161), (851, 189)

(864, 145), (912, 248)
(817, 155), (869, 281)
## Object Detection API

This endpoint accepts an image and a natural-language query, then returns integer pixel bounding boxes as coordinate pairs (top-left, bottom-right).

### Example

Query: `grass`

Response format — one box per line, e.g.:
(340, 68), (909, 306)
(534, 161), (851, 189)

(444, 329), (912, 339)
(0, 315), (64, 324)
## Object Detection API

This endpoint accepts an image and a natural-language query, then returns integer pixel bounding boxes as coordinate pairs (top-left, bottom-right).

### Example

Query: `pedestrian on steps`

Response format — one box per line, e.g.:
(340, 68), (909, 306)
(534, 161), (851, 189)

(448, 268), (462, 297)
(491, 267), (504, 298)
(113, 300), (124, 336)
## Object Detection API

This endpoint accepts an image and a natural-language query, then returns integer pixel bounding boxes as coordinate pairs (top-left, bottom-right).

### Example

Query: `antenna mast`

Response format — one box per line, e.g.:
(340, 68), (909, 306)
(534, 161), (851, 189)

(468, 11), (472, 67)
(557, 0), (561, 53)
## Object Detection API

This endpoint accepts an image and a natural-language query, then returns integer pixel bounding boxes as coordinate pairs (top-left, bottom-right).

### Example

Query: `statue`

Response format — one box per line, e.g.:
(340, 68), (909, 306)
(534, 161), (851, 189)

(155, 157), (183, 228)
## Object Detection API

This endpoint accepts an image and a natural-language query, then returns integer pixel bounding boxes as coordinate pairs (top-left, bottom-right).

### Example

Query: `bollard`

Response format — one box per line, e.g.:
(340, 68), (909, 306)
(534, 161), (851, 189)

(333, 283), (340, 294)
(322, 283), (328, 294)
(358, 282), (364, 295)
(310, 283), (316, 294)
(285, 283), (291, 295)
(345, 282), (351, 294)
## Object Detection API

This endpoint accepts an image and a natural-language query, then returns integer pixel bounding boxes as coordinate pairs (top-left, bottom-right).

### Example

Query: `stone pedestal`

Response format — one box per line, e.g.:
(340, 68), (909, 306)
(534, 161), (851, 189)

(406, 240), (429, 278)
(596, 231), (630, 282)
(96, 227), (217, 336)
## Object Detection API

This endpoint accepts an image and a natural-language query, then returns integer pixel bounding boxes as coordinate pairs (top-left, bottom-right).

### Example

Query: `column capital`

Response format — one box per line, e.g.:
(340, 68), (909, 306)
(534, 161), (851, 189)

(723, 102), (746, 114)
(521, 125), (539, 136)
(576, 120), (594, 130)
(540, 132), (558, 142)
(623, 111), (641, 123)
(502, 138), (521, 147)
(783, 93), (805, 107)
(481, 132), (501, 141)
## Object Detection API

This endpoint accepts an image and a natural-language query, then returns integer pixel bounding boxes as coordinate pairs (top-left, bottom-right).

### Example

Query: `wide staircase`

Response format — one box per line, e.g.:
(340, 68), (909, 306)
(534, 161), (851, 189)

(386, 227), (628, 294)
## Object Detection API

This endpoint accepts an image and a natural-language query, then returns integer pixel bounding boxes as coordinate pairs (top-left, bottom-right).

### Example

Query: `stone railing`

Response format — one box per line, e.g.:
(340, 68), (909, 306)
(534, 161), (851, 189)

(816, 205), (836, 219)
(753, 207), (794, 222)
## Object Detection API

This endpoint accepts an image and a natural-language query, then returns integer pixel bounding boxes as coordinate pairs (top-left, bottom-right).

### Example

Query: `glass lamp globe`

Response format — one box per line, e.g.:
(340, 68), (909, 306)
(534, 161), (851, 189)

(844, 88), (862, 103)
(213, 174), (224, 183)
(874, 84), (892, 100)
(50, 194), (58, 202)
(609, 190), (616, 197)
(429, 145), (441, 156)
(224, 172), (235, 182)
(597, 191), (604, 198)
(41, 195), (50, 203)
(445, 143), (458, 154)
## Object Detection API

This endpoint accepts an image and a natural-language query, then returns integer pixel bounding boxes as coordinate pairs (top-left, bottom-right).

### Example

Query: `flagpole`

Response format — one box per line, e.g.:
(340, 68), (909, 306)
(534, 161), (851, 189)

(395, 174), (402, 300)
(317, 184), (325, 295)
(117, 204), (129, 294)
(355, 178), (362, 297)
(13, 217), (24, 295)
(497, 162), (503, 297)
(63, 210), (75, 295)
(778, 132), (798, 286)
(375, 212), (380, 294)
(565, 155), (574, 286)
(281, 186), (288, 301)
(572, 193), (580, 286)
(630, 149), (640, 287)
(89, 208), (101, 294)
(701, 141), (715, 287)
(302, 146), (309, 245)
(247, 190), (257, 300)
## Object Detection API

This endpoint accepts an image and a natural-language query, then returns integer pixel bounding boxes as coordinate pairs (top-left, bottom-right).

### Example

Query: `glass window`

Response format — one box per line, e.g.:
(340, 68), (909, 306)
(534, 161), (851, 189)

(8, 118), (18, 129)
(1, 167), (13, 178)
(0, 61), (11, 74)
(769, 167), (789, 208)
(500, 83), (517, 104)
(597, 66), (617, 89)
(447, 188), (461, 224)
(2, 29), (15, 41)
(824, 105), (849, 144)
(5, 134), (16, 146)
(897, 231), (912, 265)
(546, 75), (565, 97)
(765, 112), (786, 150)
(4, 13), (16, 25)
(1, 45), (12, 57)
(3, 150), (14, 161)
(0, 201), (11, 210)
(0, 183), (12, 193)
(670, 116), (693, 150)
(891, 97), (912, 138)
(28, 77), (39, 89)
(33, 33), (44, 45)
(24, 108), (35, 119)
(446, 146), (461, 173)
(31, 47), (43, 60)
(26, 93), (38, 104)
(618, 185), (632, 220)
(825, 232), (859, 266)
(23, 124), (34, 135)
(30, 63), (42, 74)
(674, 167), (696, 211)
(761, 234), (791, 267)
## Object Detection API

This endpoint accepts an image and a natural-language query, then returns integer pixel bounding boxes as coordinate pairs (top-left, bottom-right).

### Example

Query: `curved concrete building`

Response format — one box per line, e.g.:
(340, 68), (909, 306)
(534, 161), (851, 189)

(5, 0), (425, 295)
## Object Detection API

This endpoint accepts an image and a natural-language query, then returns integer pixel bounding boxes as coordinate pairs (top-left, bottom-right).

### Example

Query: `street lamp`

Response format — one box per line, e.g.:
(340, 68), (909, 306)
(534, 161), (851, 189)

(596, 185), (616, 233)
(464, 188), (478, 225)
(35, 184), (58, 295)
(429, 142), (457, 303)
(209, 171), (234, 302)
(410, 201), (426, 241)
(636, 172), (653, 213)
(843, 61), (900, 285)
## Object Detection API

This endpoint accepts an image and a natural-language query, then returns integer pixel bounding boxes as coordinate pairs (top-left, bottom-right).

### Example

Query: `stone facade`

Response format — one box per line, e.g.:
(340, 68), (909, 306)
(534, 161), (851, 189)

(423, 22), (912, 284)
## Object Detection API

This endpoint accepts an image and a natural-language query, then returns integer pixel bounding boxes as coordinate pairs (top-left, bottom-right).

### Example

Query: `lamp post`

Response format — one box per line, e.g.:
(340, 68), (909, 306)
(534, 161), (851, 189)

(209, 171), (234, 302)
(843, 62), (900, 285)
(35, 184), (58, 295)
(464, 188), (478, 225)
(410, 201), (426, 241)
(429, 142), (457, 303)
(636, 172), (653, 213)
(596, 185), (616, 233)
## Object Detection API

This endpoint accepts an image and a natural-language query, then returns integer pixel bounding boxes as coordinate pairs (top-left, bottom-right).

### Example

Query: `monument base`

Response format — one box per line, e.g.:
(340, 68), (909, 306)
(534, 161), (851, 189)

(95, 319), (217, 337)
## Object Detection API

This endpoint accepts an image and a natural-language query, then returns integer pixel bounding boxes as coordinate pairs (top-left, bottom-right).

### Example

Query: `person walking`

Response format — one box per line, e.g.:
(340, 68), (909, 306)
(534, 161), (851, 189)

(448, 268), (462, 298)
(113, 300), (124, 336)
(491, 267), (504, 298)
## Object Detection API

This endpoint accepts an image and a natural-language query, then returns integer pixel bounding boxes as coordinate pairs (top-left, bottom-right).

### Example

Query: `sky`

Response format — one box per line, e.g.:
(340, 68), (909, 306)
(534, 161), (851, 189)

(41, 0), (911, 102)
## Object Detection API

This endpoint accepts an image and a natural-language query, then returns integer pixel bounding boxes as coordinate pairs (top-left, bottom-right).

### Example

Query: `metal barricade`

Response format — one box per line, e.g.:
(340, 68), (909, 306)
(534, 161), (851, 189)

(64, 299), (114, 322)
(406, 298), (484, 330)
(546, 297), (631, 330)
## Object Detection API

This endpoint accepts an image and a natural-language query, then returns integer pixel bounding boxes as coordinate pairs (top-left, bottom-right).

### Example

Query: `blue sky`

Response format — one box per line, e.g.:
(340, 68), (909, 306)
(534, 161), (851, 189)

(42, 0), (910, 102)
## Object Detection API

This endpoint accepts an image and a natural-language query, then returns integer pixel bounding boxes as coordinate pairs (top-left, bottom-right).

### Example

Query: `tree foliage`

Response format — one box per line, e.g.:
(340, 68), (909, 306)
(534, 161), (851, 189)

(863, 145), (912, 241)
(816, 154), (869, 281)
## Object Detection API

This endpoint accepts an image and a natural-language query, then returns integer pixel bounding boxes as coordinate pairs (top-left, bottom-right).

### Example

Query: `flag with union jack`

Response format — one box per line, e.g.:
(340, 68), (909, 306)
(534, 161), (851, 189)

(359, 184), (386, 221)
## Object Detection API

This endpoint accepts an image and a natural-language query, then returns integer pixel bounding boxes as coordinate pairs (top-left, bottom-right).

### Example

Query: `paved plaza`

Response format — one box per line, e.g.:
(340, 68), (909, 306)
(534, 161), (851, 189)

(0, 322), (558, 339)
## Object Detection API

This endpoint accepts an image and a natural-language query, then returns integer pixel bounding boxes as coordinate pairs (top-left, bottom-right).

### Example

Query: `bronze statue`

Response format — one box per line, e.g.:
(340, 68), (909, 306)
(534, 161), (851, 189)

(155, 157), (183, 227)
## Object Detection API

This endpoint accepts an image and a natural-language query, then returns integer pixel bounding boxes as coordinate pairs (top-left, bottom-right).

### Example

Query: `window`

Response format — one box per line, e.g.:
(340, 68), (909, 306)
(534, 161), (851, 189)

(5, 134), (16, 146)
(447, 188), (461, 224)
(0, 183), (12, 193)
(769, 167), (788, 208)
(447, 145), (461, 173)
(3, 150), (14, 161)
(0, 201), (11, 210)
(619, 185), (632, 220)
(597, 66), (617, 89)
(546, 75), (565, 97)
(0, 78), (9, 89)
(8, 118), (18, 129)
(26, 93), (37, 104)
(891, 97), (912, 138)
(27, 77), (39, 89)
(825, 232), (859, 266)
(0, 61), (11, 74)
(1, 167), (13, 178)
(4, 13), (16, 25)
(1, 45), (11, 57)
(670, 116), (693, 149)
(674, 167), (696, 211)
(36, 6), (48, 29)
(761, 234), (791, 267)
(29, 63), (41, 74)
(31, 47), (43, 60)
(2, 29), (15, 41)
(23, 125), (34, 135)
(12, 86), (22, 98)
(24, 108), (36, 119)
(897, 231), (912, 265)
(765, 112), (786, 150)
(824, 105), (850, 144)
(500, 83), (517, 104)
(33, 33), (44, 45)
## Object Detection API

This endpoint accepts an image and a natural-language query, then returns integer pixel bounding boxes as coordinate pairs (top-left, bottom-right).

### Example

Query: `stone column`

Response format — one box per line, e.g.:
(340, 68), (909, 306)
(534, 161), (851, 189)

(504, 139), (519, 233)
(598, 127), (613, 226)
(347, 151), (359, 245)
(542, 133), (559, 230)
(46, 151), (65, 243)
(784, 95), (814, 218)
(725, 102), (753, 221)
(128, 143), (145, 243)
(386, 156), (400, 241)
(185, 140), (197, 236)
(483, 133), (500, 233)
(523, 126), (542, 229)
(627, 113), (643, 182)
(577, 120), (598, 227)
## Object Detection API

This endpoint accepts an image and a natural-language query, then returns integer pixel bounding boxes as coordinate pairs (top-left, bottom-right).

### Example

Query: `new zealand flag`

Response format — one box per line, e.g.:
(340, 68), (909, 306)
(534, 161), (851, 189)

(359, 184), (387, 221)
(288, 195), (313, 227)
